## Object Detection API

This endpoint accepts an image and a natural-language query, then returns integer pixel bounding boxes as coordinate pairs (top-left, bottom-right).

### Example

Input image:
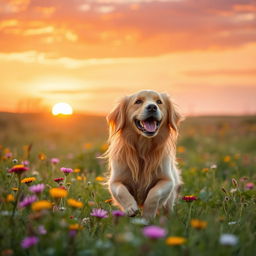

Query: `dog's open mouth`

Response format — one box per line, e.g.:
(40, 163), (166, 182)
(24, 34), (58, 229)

(134, 117), (161, 136)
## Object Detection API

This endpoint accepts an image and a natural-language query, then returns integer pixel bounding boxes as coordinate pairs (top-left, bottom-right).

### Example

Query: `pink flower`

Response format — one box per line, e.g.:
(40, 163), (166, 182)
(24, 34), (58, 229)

(19, 195), (37, 208)
(112, 210), (125, 217)
(38, 225), (47, 235)
(60, 167), (73, 175)
(143, 225), (167, 239)
(90, 208), (108, 218)
(51, 158), (60, 164)
(29, 184), (45, 194)
(21, 160), (30, 166)
(21, 236), (39, 249)
(245, 182), (254, 190)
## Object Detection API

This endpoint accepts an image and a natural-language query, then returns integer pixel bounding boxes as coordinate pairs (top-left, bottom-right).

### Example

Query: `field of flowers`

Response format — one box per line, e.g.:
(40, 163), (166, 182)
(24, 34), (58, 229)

(0, 113), (256, 256)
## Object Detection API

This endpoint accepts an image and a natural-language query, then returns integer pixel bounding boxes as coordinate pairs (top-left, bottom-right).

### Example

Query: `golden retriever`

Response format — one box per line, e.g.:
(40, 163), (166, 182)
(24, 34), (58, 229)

(105, 90), (182, 219)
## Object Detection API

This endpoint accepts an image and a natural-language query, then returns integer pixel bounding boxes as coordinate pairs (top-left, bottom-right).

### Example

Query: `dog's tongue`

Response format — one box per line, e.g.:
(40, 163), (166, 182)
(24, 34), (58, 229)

(142, 120), (157, 132)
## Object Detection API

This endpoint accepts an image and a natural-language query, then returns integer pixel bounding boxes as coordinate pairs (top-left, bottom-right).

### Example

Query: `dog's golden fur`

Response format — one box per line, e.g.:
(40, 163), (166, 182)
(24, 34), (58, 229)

(105, 90), (183, 218)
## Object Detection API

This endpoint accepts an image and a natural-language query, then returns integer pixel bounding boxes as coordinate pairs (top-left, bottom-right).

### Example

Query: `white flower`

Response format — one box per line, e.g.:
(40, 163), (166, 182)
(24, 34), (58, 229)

(219, 234), (238, 246)
(130, 218), (149, 225)
(228, 221), (237, 225)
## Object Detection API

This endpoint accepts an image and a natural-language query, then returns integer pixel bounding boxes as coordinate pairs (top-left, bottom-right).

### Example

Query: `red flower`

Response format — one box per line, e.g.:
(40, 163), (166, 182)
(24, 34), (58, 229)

(8, 165), (28, 175)
(182, 195), (197, 202)
(54, 177), (64, 183)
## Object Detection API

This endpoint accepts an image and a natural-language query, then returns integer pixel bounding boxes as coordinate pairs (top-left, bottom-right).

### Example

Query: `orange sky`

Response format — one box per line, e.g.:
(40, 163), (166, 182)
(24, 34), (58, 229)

(0, 0), (256, 115)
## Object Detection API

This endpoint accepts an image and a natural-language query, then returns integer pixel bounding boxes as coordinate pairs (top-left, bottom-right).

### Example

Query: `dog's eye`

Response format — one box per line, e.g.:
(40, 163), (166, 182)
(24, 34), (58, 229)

(156, 99), (162, 104)
(135, 99), (143, 104)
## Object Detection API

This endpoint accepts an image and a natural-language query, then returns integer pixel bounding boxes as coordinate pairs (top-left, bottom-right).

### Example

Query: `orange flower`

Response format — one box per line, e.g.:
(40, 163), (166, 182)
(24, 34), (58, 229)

(6, 194), (15, 202)
(21, 177), (36, 184)
(32, 200), (52, 211)
(67, 199), (83, 208)
(190, 219), (208, 229)
(95, 176), (106, 182)
(49, 188), (67, 198)
(166, 236), (187, 246)
(74, 168), (81, 173)
(69, 224), (82, 230)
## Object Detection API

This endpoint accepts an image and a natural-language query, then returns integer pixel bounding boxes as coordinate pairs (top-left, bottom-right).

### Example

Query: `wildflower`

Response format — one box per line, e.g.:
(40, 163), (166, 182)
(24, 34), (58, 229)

(49, 187), (67, 198)
(38, 225), (47, 235)
(182, 195), (197, 202)
(90, 208), (108, 218)
(177, 146), (186, 153)
(190, 219), (207, 229)
(6, 194), (15, 202)
(67, 198), (84, 208)
(38, 153), (46, 160)
(112, 210), (125, 217)
(21, 160), (29, 166)
(21, 236), (39, 249)
(29, 184), (45, 194)
(12, 187), (18, 191)
(60, 167), (73, 174)
(12, 159), (18, 164)
(5, 152), (13, 158)
(95, 176), (106, 182)
(130, 218), (149, 225)
(19, 195), (37, 208)
(76, 175), (86, 181)
(54, 177), (64, 183)
(69, 224), (82, 230)
(8, 165), (28, 175)
(202, 168), (209, 173)
(51, 158), (60, 164)
(74, 168), (81, 173)
(104, 198), (113, 204)
(69, 230), (77, 237)
(166, 236), (187, 246)
(21, 177), (36, 184)
(224, 156), (231, 162)
(32, 200), (52, 211)
(219, 234), (238, 246)
(143, 226), (166, 239)
(245, 182), (254, 190)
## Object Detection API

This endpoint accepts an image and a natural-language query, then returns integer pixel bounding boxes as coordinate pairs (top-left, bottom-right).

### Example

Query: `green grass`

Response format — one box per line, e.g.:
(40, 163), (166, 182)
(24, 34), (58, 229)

(0, 113), (256, 256)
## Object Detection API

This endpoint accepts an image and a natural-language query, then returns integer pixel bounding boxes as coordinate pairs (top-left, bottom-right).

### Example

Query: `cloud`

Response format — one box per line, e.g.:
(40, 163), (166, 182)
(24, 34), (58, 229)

(0, 0), (255, 58)
(184, 69), (256, 77)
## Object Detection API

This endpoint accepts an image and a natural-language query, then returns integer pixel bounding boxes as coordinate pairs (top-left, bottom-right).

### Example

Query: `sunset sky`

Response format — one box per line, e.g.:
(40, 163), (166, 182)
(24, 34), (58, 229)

(0, 0), (256, 115)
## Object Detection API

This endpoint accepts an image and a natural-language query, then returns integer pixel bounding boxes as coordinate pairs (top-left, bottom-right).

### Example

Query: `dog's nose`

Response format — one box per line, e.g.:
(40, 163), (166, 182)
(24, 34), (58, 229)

(146, 104), (157, 112)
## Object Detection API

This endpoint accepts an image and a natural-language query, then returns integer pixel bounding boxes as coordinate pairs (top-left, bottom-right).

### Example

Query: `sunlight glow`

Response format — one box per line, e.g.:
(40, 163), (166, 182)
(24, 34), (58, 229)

(52, 102), (73, 116)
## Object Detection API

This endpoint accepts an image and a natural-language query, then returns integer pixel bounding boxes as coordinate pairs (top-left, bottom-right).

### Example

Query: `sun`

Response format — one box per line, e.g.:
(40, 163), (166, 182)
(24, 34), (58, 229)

(52, 102), (73, 116)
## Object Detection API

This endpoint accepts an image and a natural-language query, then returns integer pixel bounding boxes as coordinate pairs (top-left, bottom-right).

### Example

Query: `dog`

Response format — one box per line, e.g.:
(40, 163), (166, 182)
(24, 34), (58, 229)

(105, 90), (183, 219)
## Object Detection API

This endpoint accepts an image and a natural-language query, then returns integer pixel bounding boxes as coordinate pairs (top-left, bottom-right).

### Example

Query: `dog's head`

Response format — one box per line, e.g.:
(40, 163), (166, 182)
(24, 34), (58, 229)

(107, 90), (182, 138)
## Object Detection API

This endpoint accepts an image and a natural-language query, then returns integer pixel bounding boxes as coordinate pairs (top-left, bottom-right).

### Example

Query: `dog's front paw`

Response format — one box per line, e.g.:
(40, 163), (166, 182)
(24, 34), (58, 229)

(125, 204), (139, 217)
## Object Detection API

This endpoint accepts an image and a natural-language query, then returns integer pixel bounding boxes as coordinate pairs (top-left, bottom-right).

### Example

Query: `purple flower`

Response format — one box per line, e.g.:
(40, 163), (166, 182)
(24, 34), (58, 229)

(112, 210), (125, 217)
(19, 195), (37, 208)
(51, 158), (60, 164)
(60, 167), (73, 175)
(21, 160), (30, 166)
(29, 184), (45, 194)
(143, 225), (167, 239)
(90, 208), (108, 218)
(21, 236), (39, 249)
(38, 225), (47, 235)
(69, 230), (77, 237)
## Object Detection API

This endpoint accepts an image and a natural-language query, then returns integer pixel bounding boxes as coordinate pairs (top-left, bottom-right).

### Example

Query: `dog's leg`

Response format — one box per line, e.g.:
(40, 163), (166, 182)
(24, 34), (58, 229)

(143, 179), (173, 219)
(110, 181), (139, 217)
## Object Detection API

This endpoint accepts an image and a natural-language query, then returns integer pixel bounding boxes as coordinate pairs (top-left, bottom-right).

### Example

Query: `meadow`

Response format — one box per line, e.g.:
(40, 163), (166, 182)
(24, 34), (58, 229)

(0, 113), (256, 256)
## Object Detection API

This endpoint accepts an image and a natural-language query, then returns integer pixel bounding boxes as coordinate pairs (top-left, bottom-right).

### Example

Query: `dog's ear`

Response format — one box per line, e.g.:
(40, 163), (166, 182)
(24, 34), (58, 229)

(161, 93), (183, 132)
(107, 96), (129, 136)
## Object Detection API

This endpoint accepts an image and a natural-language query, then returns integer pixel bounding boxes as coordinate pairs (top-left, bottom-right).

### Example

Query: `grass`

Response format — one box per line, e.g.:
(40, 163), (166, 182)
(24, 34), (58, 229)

(0, 113), (256, 256)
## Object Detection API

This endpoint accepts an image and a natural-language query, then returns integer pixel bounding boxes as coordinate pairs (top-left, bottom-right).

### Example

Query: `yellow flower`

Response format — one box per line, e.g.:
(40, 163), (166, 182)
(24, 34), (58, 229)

(190, 219), (208, 229)
(95, 176), (106, 182)
(12, 187), (18, 191)
(166, 236), (187, 246)
(67, 198), (84, 208)
(6, 194), (15, 202)
(32, 200), (52, 211)
(49, 188), (68, 198)
(74, 168), (81, 173)
(69, 224), (82, 230)
(21, 177), (36, 184)
(77, 175), (86, 181)
(177, 146), (186, 153)
(224, 155), (231, 162)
